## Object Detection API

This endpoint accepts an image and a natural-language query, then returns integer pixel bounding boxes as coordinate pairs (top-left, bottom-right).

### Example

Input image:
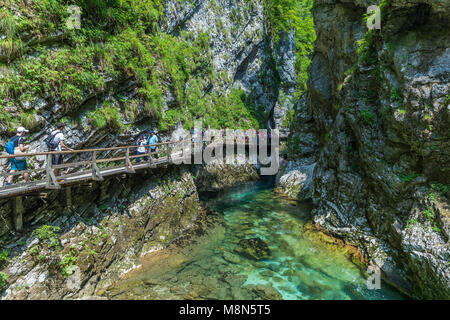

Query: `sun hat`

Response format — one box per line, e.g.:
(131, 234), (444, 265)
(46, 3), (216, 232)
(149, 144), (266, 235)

(17, 127), (29, 133)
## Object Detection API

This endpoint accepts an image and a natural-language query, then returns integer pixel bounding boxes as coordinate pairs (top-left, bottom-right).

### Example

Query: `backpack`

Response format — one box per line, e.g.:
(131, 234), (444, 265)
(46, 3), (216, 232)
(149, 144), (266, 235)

(5, 136), (20, 155)
(44, 131), (59, 150)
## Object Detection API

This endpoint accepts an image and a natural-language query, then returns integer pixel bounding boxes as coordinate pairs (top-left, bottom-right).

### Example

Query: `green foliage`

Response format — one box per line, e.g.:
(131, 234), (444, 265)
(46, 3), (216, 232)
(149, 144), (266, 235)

(87, 105), (122, 131)
(29, 245), (40, 256)
(422, 206), (442, 234)
(32, 225), (61, 249)
(398, 171), (419, 182)
(423, 207), (434, 220)
(0, 249), (9, 266)
(429, 192), (437, 201)
(406, 219), (418, 229)
(356, 30), (375, 64)
(432, 226), (441, 233)
(0, 271), (7, 290)
(282, 108), (295, 128)
(391, 87), (402, 102)
(265, 0), (316, 95)
(359, 109), (374, 124)
(430, 182), (449, 196)
(19, 111), (39, 130)
(1, 0), (270, 132)
(59, 249), (77, 277)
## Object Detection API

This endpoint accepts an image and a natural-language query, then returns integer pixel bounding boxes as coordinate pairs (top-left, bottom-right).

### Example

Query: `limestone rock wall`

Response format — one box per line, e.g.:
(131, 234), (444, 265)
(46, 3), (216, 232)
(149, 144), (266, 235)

(0, 167), (203, 299)
(0, 0), (296, 185)
(286, 0), (450, 298)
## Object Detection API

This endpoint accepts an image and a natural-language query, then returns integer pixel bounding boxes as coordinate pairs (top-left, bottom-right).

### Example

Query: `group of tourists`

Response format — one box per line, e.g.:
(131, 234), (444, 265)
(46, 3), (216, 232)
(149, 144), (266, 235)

(4, 122), (73, 186)
(135, 130), (159, 162)
(3, 124), (271, 186)
(192, 128), (271, 144)
(3, 124), (159, 187)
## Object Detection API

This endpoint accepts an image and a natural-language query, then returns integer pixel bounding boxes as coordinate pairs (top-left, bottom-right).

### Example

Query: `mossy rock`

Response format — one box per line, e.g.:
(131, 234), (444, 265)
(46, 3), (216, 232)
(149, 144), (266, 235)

(236, 238), (271, 260)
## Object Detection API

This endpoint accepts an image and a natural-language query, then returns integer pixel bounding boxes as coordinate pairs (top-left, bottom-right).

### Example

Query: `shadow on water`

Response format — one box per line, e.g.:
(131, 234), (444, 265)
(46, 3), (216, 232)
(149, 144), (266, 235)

(106, 180), (407, 300)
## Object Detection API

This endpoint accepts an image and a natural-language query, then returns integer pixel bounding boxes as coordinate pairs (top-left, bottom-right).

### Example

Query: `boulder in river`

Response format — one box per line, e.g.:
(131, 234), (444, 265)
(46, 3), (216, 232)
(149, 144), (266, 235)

(236, 238), (271, 260)
(222, 251), (241, 264)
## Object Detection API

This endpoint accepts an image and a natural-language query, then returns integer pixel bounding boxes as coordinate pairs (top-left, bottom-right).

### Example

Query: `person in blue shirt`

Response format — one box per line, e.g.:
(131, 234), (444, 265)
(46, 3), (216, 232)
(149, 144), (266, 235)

(147, 130), (159, 159)
(6, 127), (30, 186)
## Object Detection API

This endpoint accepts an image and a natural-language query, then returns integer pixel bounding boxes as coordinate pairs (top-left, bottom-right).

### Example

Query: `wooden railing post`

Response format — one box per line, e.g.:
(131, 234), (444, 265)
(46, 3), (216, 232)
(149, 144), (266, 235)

(125, 147), (135, 173)
(45, 154), (60, 189)
(12, 196), (24, 231)
(147, 145), (155, 167)
(92, 151), (104, 181)
(167, 143), (172, 163)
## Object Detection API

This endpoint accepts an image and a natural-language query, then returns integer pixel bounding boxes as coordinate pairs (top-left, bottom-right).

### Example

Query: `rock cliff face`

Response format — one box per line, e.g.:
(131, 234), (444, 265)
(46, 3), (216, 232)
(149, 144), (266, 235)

(1, 167), (205, 299)
(1, 0), (448, 300)
(279, 0), (449, 299)
(0, 160), (260, 299)
(0, 0), (295, 172)
(163, 0), (296, 135)
(0, 0), (285, 299)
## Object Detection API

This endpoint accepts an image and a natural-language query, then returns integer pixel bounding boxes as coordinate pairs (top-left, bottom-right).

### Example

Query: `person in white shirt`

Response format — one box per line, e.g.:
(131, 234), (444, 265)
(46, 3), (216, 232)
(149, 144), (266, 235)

(50, 122), (74, 177)
(136, 134), (148, 163)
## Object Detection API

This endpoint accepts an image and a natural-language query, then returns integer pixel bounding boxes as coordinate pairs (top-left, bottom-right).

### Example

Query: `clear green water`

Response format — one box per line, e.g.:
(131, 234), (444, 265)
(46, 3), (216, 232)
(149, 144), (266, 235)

(106, 183), (406, 300)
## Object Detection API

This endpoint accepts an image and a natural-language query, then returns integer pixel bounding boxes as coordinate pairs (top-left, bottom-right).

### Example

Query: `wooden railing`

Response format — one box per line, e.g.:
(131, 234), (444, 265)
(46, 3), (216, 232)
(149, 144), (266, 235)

(0, 138), (192, 191)
(0, 133), (275, 199)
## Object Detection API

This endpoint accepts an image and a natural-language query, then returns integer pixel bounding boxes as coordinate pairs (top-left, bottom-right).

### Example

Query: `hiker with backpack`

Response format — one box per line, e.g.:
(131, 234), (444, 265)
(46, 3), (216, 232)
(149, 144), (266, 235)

(136, 134), (148, 163)
(6, 127), (30, 186)
(45, 123), (74, 177)
(147, 130), (158, 159)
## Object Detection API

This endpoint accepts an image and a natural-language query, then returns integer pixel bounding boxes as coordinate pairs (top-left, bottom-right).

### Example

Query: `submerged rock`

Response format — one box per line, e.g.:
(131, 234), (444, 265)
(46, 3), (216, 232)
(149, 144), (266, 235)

(236, 238), (271, 260)
(222, 251), (241, 264)
(242, 284), (282, 300)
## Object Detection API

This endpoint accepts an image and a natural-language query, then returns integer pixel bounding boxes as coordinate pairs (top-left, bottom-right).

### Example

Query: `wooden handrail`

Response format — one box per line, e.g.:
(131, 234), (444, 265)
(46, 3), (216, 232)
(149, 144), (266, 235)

(0, 138), (191, 160)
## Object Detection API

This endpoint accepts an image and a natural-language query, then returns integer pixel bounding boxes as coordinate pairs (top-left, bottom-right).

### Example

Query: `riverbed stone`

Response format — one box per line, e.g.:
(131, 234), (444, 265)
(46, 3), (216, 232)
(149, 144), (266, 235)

(236, 238), (271, 260)
(222, 251), (241, 264)
(242, 284), (282, 300)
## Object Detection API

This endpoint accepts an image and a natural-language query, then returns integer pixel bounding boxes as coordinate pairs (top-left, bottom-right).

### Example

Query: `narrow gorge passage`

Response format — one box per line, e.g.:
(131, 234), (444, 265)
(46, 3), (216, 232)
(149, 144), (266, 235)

(105, 182), (405, 300)
(0, 0), (448, 302)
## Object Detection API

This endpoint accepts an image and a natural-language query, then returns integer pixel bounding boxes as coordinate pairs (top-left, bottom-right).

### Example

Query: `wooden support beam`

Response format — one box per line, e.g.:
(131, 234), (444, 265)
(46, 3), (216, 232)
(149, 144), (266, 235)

(65, 187), (72, 208)
(167, 143), (172, 163)
(92, 151), (104, 181)
(125, 148), (135, 174)
(45, 154), (60, 190)
(147, 146), (154, 168)
(12, 196), (24, 231)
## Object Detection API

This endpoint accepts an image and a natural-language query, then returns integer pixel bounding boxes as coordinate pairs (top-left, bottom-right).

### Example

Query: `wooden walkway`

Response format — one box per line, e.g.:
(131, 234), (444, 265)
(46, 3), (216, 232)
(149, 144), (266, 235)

(0, 134), (278, 232)
(0, 136), (274, 200)
(0, 139), (195, 200)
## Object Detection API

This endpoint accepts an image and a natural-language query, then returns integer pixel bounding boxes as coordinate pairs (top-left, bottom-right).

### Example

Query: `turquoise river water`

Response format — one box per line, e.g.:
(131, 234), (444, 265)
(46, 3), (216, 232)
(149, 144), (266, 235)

(106, 182), (406, 300)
